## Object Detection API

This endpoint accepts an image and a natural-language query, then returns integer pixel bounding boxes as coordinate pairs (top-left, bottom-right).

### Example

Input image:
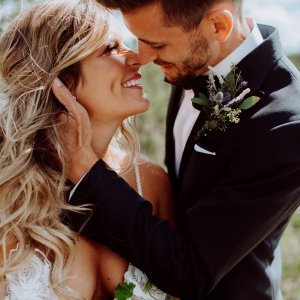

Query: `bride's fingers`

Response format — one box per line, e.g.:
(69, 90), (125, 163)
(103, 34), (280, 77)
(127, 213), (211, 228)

(52, 77), (77, 112)
(57, 112), (69, 127)
(52, 77), (89, 128)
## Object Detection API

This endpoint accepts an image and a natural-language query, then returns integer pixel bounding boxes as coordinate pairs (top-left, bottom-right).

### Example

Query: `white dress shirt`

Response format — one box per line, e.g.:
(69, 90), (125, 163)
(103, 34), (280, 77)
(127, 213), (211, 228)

(173, 18), (263, 176)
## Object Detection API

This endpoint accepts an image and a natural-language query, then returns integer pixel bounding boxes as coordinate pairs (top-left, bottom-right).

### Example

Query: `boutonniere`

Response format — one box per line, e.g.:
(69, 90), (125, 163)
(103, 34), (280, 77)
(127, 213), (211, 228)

(192, 64), (261, 137)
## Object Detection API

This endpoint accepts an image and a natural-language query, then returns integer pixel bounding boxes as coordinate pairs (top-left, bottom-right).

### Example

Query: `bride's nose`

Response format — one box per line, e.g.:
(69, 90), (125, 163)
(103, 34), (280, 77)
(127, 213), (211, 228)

(125, 49), (141, 68)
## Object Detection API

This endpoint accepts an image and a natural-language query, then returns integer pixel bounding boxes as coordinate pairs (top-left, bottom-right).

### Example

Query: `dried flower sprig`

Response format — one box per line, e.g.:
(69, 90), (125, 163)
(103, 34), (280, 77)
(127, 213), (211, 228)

(192, 64), (261, 135)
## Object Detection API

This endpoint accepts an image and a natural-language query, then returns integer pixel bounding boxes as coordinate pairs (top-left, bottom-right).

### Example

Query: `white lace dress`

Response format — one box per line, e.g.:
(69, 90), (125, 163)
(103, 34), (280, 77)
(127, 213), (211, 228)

(4, 245), (58, 299)
(4, 162), (169, 300)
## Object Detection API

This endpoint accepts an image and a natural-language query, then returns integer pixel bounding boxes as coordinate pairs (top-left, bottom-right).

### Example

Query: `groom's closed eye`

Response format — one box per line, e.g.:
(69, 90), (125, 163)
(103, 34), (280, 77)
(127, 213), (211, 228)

(150, 44), (165, 50)
(138, 38), (165, 50)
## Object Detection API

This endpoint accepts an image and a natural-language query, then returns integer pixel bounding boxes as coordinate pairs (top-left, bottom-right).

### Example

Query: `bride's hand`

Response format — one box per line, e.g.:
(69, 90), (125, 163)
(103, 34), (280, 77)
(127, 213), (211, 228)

(52, 78), (98, 184)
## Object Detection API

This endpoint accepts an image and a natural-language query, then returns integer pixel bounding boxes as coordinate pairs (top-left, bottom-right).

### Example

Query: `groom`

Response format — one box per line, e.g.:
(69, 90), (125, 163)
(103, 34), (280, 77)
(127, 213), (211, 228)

(53, 0), (300, 299)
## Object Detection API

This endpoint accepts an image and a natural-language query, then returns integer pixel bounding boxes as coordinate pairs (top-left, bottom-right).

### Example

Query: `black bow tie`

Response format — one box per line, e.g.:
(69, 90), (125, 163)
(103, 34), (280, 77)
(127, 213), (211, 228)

(190, 75), (210, 97)
(181, 75), (209, 94)
(186, 75), (210, 111)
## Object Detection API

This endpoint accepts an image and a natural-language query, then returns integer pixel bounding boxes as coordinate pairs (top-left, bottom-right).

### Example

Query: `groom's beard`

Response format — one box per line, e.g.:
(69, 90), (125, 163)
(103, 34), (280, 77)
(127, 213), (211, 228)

(156, 34), (210, 87)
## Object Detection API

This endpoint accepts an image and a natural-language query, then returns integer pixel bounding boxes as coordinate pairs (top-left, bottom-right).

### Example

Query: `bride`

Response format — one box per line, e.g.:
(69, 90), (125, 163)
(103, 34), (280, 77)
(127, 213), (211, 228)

(0, 0), (175, 299)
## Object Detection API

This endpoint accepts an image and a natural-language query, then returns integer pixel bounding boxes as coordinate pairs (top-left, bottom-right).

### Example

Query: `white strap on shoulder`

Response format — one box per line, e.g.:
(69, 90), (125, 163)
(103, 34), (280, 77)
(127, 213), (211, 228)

(134, 158), (143, 197)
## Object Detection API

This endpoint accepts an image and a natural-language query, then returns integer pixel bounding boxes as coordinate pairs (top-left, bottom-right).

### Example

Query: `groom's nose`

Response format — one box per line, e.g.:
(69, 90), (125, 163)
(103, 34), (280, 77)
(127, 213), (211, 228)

(138, 42), (158, 66)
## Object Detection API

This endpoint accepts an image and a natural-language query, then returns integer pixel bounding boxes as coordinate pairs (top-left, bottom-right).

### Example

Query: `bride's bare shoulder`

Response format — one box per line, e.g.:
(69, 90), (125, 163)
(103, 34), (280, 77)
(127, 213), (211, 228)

(114, 151), (176, 226)
(137, 157), (170, 187)
(135, 156), (176, 227)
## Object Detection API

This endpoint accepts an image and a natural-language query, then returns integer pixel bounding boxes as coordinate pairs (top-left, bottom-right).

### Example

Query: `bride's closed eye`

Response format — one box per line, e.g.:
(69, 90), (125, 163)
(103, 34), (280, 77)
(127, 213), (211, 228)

(103, 41), (128, 56)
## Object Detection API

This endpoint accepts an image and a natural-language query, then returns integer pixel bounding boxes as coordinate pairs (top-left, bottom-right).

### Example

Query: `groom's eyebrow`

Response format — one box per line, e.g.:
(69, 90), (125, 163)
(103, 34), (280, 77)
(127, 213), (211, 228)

(138, 37), (164, 46)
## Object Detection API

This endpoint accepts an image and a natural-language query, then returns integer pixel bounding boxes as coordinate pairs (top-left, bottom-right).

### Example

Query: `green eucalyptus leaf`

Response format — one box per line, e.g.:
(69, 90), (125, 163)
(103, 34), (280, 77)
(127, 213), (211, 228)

(239, 96), (261, 110)
(191, 97), (209, 106)
(198, 92), (208, 99)
(224, 71), (236, 91)
(114, 282), (135, 300)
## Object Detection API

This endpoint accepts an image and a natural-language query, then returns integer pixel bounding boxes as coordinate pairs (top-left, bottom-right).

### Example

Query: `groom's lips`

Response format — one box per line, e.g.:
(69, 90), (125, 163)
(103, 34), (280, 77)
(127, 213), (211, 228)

(160, 65), (174, 72)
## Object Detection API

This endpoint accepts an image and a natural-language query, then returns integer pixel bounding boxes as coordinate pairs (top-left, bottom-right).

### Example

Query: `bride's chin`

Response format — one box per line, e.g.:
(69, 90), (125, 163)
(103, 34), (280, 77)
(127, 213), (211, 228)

(138, 97), (151, 112)
(129, 103), (150, 117)
(131, 93), (150, 107)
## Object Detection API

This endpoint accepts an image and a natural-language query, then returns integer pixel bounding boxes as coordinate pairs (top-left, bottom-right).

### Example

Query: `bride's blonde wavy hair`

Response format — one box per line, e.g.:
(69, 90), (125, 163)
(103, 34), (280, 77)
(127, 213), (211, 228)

(0, 0), (114, 298)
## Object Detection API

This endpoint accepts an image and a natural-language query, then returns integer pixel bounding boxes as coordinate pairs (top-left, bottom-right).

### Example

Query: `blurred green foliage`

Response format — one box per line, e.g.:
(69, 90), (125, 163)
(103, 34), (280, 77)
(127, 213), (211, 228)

(280, 54), (300, 300)
(138, 63), (171, 165)
(0, 0), (23, 33)
(290, 55), (300, 69)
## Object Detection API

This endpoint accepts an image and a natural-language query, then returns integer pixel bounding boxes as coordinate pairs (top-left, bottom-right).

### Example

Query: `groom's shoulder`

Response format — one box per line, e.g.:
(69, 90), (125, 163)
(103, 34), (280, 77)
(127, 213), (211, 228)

(267, 58), (300, 115)
(252, 56), (300, 120)
(268, 55), (300, 90)
(226, 59), (300, 149)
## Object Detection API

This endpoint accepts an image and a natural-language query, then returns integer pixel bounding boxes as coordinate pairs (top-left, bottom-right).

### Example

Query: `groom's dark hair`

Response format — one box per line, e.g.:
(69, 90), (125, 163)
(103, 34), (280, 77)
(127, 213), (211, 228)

(98, 0), (242, 31)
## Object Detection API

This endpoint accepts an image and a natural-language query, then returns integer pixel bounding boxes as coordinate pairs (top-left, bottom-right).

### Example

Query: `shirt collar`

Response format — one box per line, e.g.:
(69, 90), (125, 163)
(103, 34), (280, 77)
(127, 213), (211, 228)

(208, 17), (264, 77)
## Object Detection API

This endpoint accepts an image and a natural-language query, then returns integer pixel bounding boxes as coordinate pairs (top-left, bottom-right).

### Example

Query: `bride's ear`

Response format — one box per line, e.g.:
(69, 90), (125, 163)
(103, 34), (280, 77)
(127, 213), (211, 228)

(205, 9), (234, 43)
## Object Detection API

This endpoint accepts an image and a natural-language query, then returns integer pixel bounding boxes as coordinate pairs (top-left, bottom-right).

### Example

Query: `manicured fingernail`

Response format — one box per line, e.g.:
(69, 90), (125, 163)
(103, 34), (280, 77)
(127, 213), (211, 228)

(53, 78), (63, 87)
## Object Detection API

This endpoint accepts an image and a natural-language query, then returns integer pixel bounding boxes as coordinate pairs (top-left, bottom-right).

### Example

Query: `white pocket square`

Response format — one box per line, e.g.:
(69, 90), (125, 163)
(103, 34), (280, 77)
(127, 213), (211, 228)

(194, 144), (216, 156)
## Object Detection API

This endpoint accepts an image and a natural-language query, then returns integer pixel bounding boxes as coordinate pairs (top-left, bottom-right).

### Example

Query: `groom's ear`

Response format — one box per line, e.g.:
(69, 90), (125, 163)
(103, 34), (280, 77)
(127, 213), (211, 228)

(205, 9), (234, 43)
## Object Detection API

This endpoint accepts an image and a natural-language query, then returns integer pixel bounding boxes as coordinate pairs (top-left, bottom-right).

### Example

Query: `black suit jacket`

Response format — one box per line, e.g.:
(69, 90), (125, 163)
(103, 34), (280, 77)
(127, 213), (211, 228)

(67, 25), (300, 299)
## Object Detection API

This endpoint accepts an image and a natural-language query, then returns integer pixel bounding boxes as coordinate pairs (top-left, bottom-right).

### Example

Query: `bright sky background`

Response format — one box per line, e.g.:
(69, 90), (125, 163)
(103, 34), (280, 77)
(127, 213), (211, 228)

(244, 0), (300, 54)
(113, 0), (300, 55)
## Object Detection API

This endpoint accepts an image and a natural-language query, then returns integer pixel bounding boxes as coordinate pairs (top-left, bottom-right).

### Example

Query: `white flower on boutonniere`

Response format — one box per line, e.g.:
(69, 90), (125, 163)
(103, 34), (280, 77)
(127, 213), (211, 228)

(192, 64), (261, 136)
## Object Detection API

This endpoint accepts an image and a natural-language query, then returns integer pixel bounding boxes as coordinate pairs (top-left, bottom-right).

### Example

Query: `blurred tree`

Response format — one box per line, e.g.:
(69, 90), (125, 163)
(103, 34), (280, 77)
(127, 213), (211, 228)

(1, 0), (21, 32)
(290, 54), (300, 69)
(281, 54), (300, 299)
(138, 63), (171, 166)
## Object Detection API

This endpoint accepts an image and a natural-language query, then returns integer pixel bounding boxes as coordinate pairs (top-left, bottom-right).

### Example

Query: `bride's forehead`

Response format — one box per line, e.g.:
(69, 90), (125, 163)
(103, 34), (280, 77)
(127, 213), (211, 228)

(108, 17), (124, 41)
(107, 29), (122, 41)
(105, 30), (124, 47)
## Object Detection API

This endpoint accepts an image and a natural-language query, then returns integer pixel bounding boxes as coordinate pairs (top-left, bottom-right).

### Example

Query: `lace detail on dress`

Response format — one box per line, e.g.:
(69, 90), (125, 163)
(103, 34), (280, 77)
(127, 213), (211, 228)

(123, 264), (168, 300)
(5, 247), (58, 300)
